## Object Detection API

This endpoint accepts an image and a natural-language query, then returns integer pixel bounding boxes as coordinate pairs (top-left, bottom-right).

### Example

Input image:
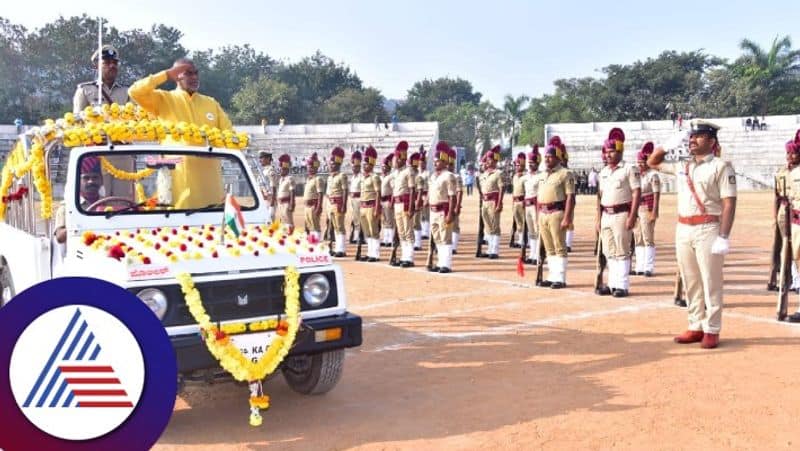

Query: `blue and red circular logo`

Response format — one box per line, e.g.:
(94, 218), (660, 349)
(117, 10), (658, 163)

(0, 277), (176, 450)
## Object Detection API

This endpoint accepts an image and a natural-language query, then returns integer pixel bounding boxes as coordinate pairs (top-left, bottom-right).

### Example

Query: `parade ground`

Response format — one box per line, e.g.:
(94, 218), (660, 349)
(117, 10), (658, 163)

(156, 190), (800, 450)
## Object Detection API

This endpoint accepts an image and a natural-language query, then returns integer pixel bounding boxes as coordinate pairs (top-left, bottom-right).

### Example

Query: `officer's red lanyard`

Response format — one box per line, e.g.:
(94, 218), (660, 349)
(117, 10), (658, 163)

(684, 162), (707, 215)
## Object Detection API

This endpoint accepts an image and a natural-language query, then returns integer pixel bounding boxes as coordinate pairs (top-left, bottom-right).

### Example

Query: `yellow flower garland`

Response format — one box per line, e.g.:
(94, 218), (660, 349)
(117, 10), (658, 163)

(176, 266), (301, 426)
(0, 102), (251, 221)
(99, 157), (155, 181)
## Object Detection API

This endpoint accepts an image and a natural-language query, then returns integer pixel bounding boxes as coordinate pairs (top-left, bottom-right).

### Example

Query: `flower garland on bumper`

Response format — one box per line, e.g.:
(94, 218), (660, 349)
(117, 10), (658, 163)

(176, 266), (301, 427)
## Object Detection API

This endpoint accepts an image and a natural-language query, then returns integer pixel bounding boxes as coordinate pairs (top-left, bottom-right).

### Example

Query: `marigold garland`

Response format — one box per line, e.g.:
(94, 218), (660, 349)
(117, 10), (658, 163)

(100, 157), (155, 181)
(0, 102), (251, 221)
(176, 266), (301, 426)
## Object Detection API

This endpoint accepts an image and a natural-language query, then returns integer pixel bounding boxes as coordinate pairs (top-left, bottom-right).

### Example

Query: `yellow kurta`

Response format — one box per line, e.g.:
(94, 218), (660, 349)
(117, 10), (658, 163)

(129, 70), (234, 209)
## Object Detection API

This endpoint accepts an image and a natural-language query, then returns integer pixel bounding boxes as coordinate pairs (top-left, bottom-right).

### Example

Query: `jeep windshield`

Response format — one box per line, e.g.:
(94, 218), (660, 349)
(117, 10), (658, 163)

(75, 151), (258, 216)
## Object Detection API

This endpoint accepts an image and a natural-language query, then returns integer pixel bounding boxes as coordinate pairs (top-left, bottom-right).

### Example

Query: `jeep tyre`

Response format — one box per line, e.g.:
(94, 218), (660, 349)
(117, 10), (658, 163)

(282, 349), (344, 395)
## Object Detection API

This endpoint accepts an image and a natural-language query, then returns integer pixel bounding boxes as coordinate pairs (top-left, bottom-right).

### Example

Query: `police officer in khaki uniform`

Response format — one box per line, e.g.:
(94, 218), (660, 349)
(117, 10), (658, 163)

(536, 137), (576, 288)
(380, 154), (396, 247)
(595, 128), (641, 298)
(73, 45), (130, 114)
(303, 153), (324, 241)
(410, 151), (425, 250)
(326, 147), (348, 257)
(358, 146), (382, 262)
(510, 152), (527, 248)
(348, 151), (363, 244)
(770, 138), (800, 292)
(648, 120), (737, 349)
(276, 154), (295, 229)
(523, 145), (541, 264)
(259, 150), (279, 223)
(634, 142), (661, 277)
(428, 142), (457, 273)
(391, 141), (417, 267)
(479, 145), (504, 259)
(447, 148), (464, 254)
(782, 133), (800, 322)
(418, 147), (431, 239)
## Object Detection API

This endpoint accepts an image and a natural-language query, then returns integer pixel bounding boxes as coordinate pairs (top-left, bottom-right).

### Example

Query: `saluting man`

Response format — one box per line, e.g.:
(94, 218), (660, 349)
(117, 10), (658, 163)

(648, 120), (737, 349)
(511, 152), (527, 248)
(595, 128), (641, 298)
(391, 141), (417, 267)
(536, 137), (575, 288)
(427, 141), (457, 273)
(276, 154), (296, 230)
(634, 142), (661, 277)
(73, 45), (130, 113)
(326, 147), (349, 257)
(523, 145), (541, 264)
(380, 153), (396, 247)
(348, 151), (363, 244)
(303, 153), (325, 241)
(358, 146), (383, 262)
(479, 145), (504, 259)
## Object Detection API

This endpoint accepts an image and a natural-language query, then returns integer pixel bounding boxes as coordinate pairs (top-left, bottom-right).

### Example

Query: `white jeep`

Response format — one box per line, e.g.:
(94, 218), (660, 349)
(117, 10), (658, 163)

(0, 138), (361, 395)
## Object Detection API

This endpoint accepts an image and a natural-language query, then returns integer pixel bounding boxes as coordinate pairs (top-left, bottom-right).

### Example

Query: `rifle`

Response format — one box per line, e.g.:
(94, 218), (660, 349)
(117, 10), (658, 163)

(519, 220), (528, 263)
(592, 230), (599, 256)
(426, 233), (437, 271)
(475, 178), (486, 257)
(355, 227), (365, 261)
(389, 228), (400, 266)
(594, 236), (607, 293)
(673, 271), (685, 305)
(325, 213), (334, 255)
(535, 237), (546, 285)
(767, 224), (781, 291)
(778, 181), (792, 321)
(509, 219), (517, 248)
(348, 219), (355, 244)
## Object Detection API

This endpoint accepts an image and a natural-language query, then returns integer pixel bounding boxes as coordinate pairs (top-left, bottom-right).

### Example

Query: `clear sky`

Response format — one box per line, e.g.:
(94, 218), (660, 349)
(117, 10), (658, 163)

(3, 0), (799, 106)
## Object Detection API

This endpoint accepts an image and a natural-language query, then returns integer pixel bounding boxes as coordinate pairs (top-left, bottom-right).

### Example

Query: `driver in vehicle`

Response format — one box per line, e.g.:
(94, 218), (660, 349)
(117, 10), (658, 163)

(54, 156), (115, 243)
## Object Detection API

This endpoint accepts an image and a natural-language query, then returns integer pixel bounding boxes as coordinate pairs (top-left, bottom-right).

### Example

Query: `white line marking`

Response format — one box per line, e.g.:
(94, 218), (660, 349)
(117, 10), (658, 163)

(357, 286), (523, 312)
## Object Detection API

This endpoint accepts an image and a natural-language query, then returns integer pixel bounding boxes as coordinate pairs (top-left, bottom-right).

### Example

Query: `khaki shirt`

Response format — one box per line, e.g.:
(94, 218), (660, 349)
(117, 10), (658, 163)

(776, 166), (792, 200)
(599, 161), (641, 206)
(414, 169), (426, 193)
(660, 155), (737, 216)
(381, 172), (394, 197)
(326, 172), (348, 198)
(262, 165), (279, 191)
(54, 198), (92, 231)
(523, 171), (539, 198)
(304, 174), (324, 203)
(536, 165), (575, 203)
(428, 170), (456, 205)
(512, 173), (526, 197)
(392, 166), (416, 196)
(419, 169), (430, 193)
(73, 81), (130, 114)
(640, 169), (661, 196)
(349, 172), (362, 195)
(359, 172), (381, 202)
(277, 175), (295, 200)
(479, 169), (504, 194)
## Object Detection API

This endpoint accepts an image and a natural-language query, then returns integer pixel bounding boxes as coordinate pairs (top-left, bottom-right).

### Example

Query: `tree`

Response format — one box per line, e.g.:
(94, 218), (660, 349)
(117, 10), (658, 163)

(428, 101), (500, 163)
(397, 77), (482, 121)
(316, 88), (386, 123)
(502, 94), (529, 149)
(231, 76), (296, 124)
(734, 35), (800, 114)
(193, 45), (276, 112)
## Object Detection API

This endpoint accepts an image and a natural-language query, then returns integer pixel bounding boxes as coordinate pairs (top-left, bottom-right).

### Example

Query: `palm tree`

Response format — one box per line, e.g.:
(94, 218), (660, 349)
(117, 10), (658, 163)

(502, 94), (530, 151)
(736, 35), (800, 114)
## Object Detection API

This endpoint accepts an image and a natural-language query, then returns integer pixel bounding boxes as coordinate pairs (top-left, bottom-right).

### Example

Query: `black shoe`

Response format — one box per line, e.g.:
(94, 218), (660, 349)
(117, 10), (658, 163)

(537, 280), (552, 287)
(482, 240), (488, 245)
(414, 246), (422, 251)
(567, 246), (572, 252)
(488, 254), (499, 260)
(356, 256), (369, 262)
(439, 267), (452, 274)
(643, 271), (653, 277)
(612, 289), (629, 298)
(401, 261), (415, 268)
(476, 253), (489, 258)
(452, 250), (458, 255)
(595, 286), (611, 296)
(674, 298), (687, 307)
(368, 257), (378, 262)
(427, 266), (439, 272)
(390, 260), (402, 267)
(630, 270), (639, 276)
(349, 239), (357, 244)
(422, 235), (429, 240)
(786, 312), (800, 323)
(767, 283), (779, 291)
(551, 282), (565, 289)
(334, 252), (347, 258)
(510, 243), (521, 249)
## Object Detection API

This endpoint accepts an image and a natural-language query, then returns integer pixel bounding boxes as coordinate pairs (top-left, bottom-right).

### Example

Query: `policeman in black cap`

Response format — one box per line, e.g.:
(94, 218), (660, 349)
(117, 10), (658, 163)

(72, 44), (130, 113)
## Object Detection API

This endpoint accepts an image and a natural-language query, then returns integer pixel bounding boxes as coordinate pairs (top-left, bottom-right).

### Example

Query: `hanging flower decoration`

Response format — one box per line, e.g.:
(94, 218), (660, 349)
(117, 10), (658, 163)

(99, 157), (155, 181)
(0, 102), (251, 221)
(176, 266), (301, 427)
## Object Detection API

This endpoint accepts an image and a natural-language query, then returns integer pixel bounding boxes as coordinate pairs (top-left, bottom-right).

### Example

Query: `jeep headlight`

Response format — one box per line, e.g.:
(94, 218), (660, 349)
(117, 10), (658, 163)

(302, 274), (330, 307)
(136, 288), (168, 319)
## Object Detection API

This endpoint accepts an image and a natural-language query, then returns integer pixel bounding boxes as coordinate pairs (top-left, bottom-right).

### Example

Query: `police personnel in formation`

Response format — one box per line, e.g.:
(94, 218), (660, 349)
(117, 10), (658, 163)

(633, 142), (661, 277)
(536, 137), (575, 289)
(479, 145), (504, 259)
(303, 153), (324, 241)
(380, 154), (396, 247)
(326, 147), (349, 257)
(784, 132), (800, 322)
(648, 119), (737, 349)
(418, 147), (432, 240)
(73, 45), (130, 113)
(511, 152), (527, 248)
(770, 137), (800, 292)
(276, 154), (295, 229)
(348, 151), (363, 244)
(391, 141), (417, 267)
(448, 147), (464, 254)
(259, 150), (279, 223)
(595, 128), (641, 298)
(561, 145), (575, 252)
(358, 146), (382, 262)
(410, 151), (426, 250)
(427, 142), (458, 273)
(523, 145), (541, 264)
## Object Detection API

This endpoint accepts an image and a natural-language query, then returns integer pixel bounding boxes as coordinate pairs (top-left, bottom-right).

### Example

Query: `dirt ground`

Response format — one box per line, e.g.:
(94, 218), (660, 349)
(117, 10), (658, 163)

(155, 191), (800, 451)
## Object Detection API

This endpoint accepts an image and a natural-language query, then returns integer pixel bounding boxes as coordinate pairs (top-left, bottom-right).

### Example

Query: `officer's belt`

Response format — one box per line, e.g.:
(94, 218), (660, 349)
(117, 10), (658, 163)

(524, 197), (537, 207)
(512, 195), (525, 202)
(778, 196), (790, 205)
(678, 215), (719, 225)
(601, 202), (631, 214)
(482, 192), (500, 202)
(641, 193), (655, 211)
(792, 210), (800, 225)
(278, 197), (291, 204)
(328, 195), (343, 205)
(380, 195), (392, 202)
(360, 199), (377, 208)
(430, 202), (449, 215)
(304, 199), (319, 207)
(350, 192), (361, 198)
(537, 201), (565, 213)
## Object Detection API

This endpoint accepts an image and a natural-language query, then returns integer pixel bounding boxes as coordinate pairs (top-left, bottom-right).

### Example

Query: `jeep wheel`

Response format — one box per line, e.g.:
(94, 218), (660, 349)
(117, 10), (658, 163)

(0, 261), (14, 307)
(282, 349), (345, 395)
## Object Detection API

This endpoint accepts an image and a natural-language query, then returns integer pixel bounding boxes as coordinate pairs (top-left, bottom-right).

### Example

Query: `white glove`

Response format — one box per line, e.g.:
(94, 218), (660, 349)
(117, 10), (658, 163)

(711, 236), (730, 255)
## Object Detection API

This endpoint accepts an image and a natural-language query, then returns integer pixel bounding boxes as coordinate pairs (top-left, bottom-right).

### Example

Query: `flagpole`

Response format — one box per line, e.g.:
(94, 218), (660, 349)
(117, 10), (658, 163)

(220, 192), (228, 246)
(96, 17), (103, 107)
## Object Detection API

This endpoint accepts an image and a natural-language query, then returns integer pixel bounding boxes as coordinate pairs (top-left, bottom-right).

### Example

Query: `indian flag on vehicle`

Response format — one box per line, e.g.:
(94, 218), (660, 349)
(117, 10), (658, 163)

(224, 193), (246, 237)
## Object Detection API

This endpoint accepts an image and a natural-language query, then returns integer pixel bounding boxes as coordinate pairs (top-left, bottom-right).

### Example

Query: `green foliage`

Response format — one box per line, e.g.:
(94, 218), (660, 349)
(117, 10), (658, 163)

(316, 88), (387, 123)
(397, 77), (482, 121)
(231, 76), (296, 124)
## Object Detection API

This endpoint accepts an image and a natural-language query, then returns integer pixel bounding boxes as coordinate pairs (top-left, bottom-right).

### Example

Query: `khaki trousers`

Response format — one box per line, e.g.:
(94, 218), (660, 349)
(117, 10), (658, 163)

(778, 204), (790, 239)
(413, 210), (422, 231)
(538, 210), (566, 257)
(452, 214), (460, 234)
(381, 201), (395, 229)
(278, 203), (293, 227)
(601, 212), (632, 259)
(305, 206), (321, 233)
(513, 202), (525, 235)
(431, 210), (453, 245)
(481, 201), (501, 235)
(525, 205), (539, 240)
(328, 204), (346, 233)
(676, 222), (724, 334)
(350, 198), (361, 231)
(359, 205), (380, 239)
(634, 209), (656, 247)
(394, 203), (414, 243)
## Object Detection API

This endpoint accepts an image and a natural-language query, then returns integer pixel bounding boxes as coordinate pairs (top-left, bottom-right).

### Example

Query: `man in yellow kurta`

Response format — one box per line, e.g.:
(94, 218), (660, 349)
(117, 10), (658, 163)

(128, 58), (233, 209)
